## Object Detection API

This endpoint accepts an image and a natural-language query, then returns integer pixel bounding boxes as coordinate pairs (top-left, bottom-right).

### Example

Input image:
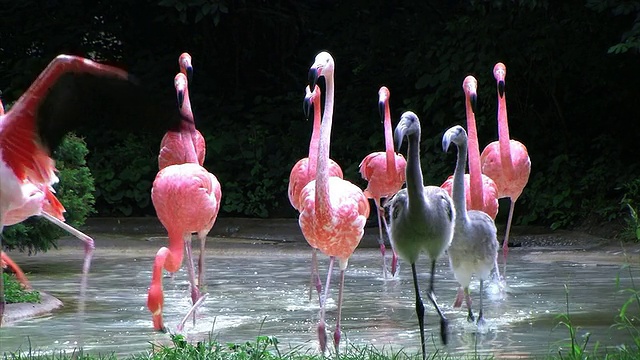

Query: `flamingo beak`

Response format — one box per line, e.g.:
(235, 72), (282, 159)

(498, 80), (505, 98)
(470, 92), (477, 114)
(303, 94), (313, 120)
(378, 99), (385, 123)
(177, 89), (184, 109)
(308, 67), (320, 89)
(185, 65), (194, 84)
(394, 120), (408, 151)
(442, 130), (453, 153)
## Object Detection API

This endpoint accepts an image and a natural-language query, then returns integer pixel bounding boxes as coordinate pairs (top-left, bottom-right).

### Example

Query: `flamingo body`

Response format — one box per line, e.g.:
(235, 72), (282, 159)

(360, 152), (406, 199)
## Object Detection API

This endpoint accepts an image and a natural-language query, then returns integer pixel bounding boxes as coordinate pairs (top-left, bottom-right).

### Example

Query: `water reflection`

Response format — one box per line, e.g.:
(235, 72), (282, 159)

(1, 237), (637, 358)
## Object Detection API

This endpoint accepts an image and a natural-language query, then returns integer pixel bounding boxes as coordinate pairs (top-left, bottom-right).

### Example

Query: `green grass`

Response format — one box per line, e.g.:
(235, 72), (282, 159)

(3, 272), (40, 304)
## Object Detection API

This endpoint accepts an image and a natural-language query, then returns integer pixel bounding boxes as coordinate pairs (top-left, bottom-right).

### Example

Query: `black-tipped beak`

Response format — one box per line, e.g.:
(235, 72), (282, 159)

(378, 100), (385, 123)
(177, 90), (185, 109)
(498, 80), (505, 98)
(303, 95), (313, 120)
(442, 132), (452, 153)
(308, 68), (319, 89)
(186, 66), (193, 84)
(394, 123), (407, 151)
(470, 92), (477, 114)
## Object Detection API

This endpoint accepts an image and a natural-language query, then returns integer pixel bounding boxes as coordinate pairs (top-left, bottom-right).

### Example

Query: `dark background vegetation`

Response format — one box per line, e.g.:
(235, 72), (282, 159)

(1, 0), (640, 250)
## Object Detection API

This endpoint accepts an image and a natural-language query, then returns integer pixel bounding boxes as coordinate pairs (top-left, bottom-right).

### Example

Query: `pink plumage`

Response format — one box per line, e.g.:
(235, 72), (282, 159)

(480, 62), (531, 271)
(441, 76), (499, 219)
(288, 85), (343, 211)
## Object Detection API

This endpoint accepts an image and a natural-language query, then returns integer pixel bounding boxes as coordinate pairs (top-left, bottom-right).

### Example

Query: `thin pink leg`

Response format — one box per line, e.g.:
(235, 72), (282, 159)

(317, 256), (335, 354)
(502, 199), (516, 279)
(333, 268), (346, 357)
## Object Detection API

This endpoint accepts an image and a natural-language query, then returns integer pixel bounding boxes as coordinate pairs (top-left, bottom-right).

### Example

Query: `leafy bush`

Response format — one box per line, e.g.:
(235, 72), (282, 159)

(2, 134), (95, 253)
(3, 273), (40, 304)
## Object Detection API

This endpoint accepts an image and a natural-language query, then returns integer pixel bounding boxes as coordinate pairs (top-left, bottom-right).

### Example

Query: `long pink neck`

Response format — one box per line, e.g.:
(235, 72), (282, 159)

(151, 230), (185, 283)
(315, 74), (334, 220)
(179, 86), (199, 164)
(497, 88), (514, 177)
(0, 99), (4, 115)
(307, 91), (322, 178)
(382, 98), (396, 174)
(466, 93), (484, 210)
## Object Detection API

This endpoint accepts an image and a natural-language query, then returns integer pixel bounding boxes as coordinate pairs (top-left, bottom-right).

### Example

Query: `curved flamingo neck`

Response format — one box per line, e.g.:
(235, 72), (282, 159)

(383, 98), (396, 174)
(315, 73), (334, 219)
(497, 90), (514, 176)
(307, 91), (322, 178)
(0, 100), (4, 115)
(453, 138), (469, 220)
(178, 86), (199, 164)
(151, 230), (185, 283)
(465, 93), (484, 210)
(406, 131), (425, 208)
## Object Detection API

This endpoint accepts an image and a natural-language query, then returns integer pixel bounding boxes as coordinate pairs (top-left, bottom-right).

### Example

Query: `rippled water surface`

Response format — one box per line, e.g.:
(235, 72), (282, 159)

(1, 234), (638, 358)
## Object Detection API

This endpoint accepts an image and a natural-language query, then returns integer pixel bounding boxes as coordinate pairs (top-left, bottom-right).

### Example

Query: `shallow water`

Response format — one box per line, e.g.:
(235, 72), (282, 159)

(1, 235), (638, 358)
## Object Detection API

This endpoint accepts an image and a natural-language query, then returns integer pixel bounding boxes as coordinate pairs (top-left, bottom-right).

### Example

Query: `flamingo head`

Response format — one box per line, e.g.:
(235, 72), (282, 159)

(308, 51), (334, 89)
(179, 52), (193, 83)
(147, 284), (167, 332)
(493, 62), (506, 98)
(303, 85), (321, 119)
(462, 76), (478, 114)
(442, 125), (467, 153)
(378, 86), (390, 123)
(174, 73), (188, 110)
(394, 111), (421, 151)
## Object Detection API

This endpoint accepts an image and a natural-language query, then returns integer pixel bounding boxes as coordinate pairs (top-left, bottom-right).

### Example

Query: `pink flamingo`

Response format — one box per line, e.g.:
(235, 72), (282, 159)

(480, 62), (531, 273)
(0, 53), (180, 326)
(288, 85), (343, 303)
(441, 76), (499, 219)
(158, 52), (206, 169)
(147, 72), (222, 332)
(359, 86), (406, 278)
(299, 51), (370, 355)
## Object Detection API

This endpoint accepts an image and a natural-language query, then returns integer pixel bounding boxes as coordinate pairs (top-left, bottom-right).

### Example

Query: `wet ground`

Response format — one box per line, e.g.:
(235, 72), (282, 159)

(1, 218), (640, 358)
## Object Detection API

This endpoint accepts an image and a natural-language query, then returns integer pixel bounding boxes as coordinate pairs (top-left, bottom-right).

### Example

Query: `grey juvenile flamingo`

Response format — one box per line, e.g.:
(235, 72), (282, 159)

(386, 111), (455, 360)
(443, 125), (499, 326)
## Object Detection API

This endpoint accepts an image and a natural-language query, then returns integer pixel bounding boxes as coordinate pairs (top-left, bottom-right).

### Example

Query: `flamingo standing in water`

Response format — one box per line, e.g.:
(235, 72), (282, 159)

(359, 86), (406, 278)
(441, 76), (499, 219)
(0, 54), (181, 326)
(288, 85), (343, 304)
(386, 111), (454, 360)
(443, 125), (499, 326)
(147, 72), (222, 332)
(480, 63), (531, 274)
(298, 51), (370, 355)
(158, 52), (206, 169)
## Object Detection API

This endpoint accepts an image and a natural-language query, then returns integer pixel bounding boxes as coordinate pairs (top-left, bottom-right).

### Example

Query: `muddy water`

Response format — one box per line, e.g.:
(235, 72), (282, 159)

(1, 234), (638, 358)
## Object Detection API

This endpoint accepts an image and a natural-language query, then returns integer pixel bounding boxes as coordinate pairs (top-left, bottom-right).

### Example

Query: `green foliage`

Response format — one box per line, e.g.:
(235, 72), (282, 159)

(620, 179), (640, 241)
(553, 285), (597, 359)
(88, 132), (157, 217)
(2, 135), (95, 253)
(157, 0), (229, 25)
(3, 273), (40, 304)
(587, 0), (640, 54)
(614, 264), (640, 354)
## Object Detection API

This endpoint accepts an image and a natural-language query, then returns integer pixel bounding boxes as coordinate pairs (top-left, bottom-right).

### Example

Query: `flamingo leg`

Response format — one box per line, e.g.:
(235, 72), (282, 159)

(464, 287), (474, 322)
(477, 280), (486, 327)
(197, 231), (206, 293)
(177, 292), (208, 332)
(309, 248), (323, 305)
(317, 256), (335, 354)
(333, 268), (346, 357)
(374, 198), (389, 278)
(379, 209), (398, 277)
(502, 199), (517, 278)
(184, 236), (201, 327)
(410, 263), (426, 360)
(1, 252), (31, 289)
(427, 260), (448, 345)
(41, 212), (95, 315)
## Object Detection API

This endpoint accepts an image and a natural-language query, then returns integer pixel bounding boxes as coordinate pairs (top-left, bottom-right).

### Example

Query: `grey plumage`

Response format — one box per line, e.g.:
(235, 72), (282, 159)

(442, 125), (500, 326)
(386, 111), (455, 360)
